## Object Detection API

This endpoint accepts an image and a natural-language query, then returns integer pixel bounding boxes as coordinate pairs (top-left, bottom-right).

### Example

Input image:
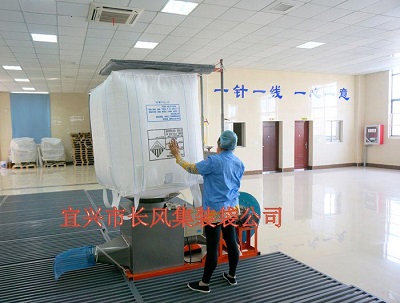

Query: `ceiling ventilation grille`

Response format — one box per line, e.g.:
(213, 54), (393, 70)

(265, 1), (298, 14)
(88, 2), (143, 25)
(271, 3), (294, 12)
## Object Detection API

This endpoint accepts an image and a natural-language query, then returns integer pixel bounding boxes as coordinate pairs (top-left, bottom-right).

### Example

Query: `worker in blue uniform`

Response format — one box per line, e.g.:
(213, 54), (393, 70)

(169, 130), (245, 293)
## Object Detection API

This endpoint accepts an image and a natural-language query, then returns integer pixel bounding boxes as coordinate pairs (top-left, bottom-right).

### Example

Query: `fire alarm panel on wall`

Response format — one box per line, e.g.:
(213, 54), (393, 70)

(364, 125), (384, 145)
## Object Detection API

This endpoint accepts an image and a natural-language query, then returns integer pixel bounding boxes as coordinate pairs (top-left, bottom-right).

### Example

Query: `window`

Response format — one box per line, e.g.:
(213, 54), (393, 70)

(390, 70), (400, 136)
(325, 120), (343, 142)
(224, 122), (246, 147)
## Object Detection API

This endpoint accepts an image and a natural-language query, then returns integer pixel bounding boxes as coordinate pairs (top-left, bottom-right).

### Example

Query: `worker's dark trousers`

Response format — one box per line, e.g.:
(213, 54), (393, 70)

(202, 224), (239, 284)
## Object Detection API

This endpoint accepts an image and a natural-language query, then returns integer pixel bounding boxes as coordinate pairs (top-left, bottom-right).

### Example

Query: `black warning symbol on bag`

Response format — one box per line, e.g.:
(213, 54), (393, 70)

(150, 141), (165, 158)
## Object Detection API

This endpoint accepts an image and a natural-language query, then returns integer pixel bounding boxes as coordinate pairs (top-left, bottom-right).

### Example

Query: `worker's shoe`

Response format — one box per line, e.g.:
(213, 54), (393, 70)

(187, 281), (210, 293)
(223, 272), (237, 285)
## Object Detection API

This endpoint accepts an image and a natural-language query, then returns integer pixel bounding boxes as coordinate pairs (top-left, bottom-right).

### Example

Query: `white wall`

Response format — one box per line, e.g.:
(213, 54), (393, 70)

(203, 68), (356, 171)
(363, 71), (400, 166)
(1, 69), (398, 169)
(0, 93), (12, 162)
(0, 93), (90, 163)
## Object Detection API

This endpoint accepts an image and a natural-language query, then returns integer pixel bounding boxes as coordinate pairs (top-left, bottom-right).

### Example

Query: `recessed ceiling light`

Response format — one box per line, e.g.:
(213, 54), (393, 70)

(31, 33), (57, 43)
(47, 78), (60, 81)
(134, 41), (159, 49)
(3, 65), (22, 70)
(162, 0), (198, 15)
(15, 78), (30, 82)
(22, 87), (36, 91)
(296, 41), (325, 49)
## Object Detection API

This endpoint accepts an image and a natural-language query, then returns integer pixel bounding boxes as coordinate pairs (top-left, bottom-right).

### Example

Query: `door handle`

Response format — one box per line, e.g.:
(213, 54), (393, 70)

(305, 142), (308, 150)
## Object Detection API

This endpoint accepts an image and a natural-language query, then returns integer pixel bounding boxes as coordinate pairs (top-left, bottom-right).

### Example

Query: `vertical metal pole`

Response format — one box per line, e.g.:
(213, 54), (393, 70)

(220, 59), (224, 133)
(200, 74), (204, 150)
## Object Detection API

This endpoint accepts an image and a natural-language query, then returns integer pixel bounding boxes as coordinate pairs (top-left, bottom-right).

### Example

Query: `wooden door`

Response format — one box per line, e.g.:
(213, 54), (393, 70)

(263, 121), (279, 172)
(294, 121), (309, 169)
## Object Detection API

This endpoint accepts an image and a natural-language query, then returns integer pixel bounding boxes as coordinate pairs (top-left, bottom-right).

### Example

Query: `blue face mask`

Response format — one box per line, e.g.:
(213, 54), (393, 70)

(219, 130), (238, 150)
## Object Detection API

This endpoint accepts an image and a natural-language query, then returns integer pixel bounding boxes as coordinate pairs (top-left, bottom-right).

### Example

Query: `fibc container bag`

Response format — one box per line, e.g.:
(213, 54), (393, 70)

(10, 137), (38, 163)
(41, 137), (65, 162)
(90, 70), (203, 209)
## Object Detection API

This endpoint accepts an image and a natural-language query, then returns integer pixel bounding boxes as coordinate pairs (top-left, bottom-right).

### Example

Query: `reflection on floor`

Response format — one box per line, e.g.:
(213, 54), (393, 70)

(0, 165), (399, 302)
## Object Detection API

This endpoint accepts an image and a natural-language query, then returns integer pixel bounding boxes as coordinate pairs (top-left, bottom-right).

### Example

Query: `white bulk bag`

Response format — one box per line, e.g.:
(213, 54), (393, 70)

(10, 137), (38, 163)
(41, 137), (65, 161)
(90, 70), (203, 204)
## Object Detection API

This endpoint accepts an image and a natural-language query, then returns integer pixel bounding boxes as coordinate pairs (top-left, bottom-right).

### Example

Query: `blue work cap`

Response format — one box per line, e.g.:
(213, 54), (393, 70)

(219, 130), (238, 150)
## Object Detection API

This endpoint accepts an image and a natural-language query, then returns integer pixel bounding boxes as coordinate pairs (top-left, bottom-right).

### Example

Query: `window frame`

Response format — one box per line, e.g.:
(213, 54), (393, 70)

(325, 120), (343, 143)
(390, 71), (400, 137)
(224, 122), (246, 147)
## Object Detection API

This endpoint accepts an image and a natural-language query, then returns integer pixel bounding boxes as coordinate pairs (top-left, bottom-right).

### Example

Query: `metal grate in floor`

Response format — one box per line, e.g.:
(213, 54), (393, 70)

(133, 252), (386, 303)
(0, 190), (387, 303)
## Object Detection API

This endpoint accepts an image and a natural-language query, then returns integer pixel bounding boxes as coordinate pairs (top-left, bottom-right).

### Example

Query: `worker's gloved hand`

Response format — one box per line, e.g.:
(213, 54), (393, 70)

(169, 138), (180, 158)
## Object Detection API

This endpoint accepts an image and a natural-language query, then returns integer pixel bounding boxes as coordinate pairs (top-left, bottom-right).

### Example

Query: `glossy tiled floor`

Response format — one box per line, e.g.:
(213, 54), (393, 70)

(0, 165), (399, 302)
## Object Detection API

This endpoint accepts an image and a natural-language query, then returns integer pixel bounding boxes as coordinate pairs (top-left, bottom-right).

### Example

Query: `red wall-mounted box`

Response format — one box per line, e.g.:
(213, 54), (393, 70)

(364, 124), (384, 145)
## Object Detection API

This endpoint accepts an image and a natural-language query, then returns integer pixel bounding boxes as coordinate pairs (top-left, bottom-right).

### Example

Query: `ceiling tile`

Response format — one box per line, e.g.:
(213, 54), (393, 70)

(234, 0), (275, 11)
(137, 11), (157, 23)
(231, 23), (263, 34)
(375, 19), (400, 30)
(338, 0), (382, 10)
(0, 0), (21, 10)
(218, 8), (256, 22)
(190, 4), (229, 18)
(59, 35), (86, 44)
(56, 2), (90, 18)
(311, 8), (353, 22)
(126, 0), (168, 11)
(355, 15), (397, 27)
(0, 21), (28, 32)
(245, 11), (282, 25)
(294, 19), (329, 31)
(314, 22), (348, 33)
(152, 12), (185, 26)
(361, 0), (400, 14)
(332, 25), (367, 36)
(253, 26), (285, 36)
(58, 26), (87, 37)
(271, 15), (306, 28)
(144, 24), (175, 35)
(202, 0), (240, 7)
(113, 31), (141, 40)
(195, 29), (224, 39)
(87, 29), (115, 39)
(288, 3), (330, 18)
(205, 20), (239, 31)
(0, 10), (24, 22)
(27, 24), (58, 35)
(24, 12), (57, 25)
(58, 16), (88, 28)
(170, 26), (201, 37)
(19, 0), (56, 14)
(1, 32), (31, 41)
(138, 33), (166, 43)
(334, 12), (376, 25)
(179, 16), (214, 29)
(383, 6), (400, 17)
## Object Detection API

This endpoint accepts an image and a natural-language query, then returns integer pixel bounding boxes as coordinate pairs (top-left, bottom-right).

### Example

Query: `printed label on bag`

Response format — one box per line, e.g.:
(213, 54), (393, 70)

(148, 128), (185, 161)
(146, 104), (181, 122)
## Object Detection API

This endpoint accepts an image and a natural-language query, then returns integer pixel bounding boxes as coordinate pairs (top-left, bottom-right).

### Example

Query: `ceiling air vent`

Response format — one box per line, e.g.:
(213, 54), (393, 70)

(265, 1), (298, 14)
(271, 3), (294, 12)
(88, 2), (143, 25)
